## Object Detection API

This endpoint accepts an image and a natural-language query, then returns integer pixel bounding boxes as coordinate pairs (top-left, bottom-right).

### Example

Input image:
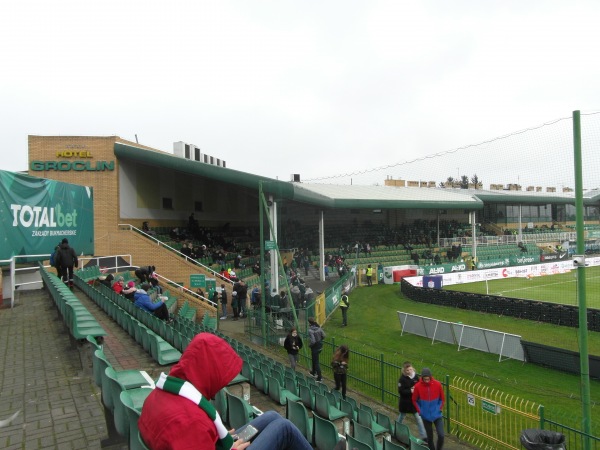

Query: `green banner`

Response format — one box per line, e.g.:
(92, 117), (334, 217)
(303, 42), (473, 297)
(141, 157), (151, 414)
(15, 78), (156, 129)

(190, 274), (206, 288)
(0, 170), (94, 260)
(476, 258), (511, 270)
(510, 254), (540, 265)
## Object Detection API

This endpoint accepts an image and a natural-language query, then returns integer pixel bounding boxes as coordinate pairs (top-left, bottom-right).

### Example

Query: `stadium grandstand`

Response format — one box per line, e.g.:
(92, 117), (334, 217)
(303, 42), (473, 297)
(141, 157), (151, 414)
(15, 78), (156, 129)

(0, 132), (599, 449)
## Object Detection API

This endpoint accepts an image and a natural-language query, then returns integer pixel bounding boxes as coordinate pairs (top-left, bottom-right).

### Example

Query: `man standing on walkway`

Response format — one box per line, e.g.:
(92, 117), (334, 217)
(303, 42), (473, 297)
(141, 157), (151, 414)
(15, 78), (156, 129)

(55, 238), (78, 288)
(308, 317), (326, 382)
(413, 367), (445, 450)
(366, 264), (373, 286)
(339, 292), (350, 326)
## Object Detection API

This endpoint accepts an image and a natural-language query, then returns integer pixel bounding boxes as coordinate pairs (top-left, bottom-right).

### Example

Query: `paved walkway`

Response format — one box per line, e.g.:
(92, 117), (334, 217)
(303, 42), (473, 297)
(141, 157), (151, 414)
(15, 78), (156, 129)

(0, 280), (475, 450)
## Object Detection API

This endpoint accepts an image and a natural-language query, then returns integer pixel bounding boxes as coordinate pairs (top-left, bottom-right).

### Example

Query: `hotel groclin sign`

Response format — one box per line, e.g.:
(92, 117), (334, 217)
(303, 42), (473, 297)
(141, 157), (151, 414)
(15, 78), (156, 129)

(31, 144), (115, 171)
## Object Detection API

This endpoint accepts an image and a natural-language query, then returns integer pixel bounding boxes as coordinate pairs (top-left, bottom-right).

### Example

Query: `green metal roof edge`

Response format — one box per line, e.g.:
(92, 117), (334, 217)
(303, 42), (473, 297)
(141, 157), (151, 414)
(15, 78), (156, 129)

(331, 198), (483, 210)
(114, 143), (287, 191)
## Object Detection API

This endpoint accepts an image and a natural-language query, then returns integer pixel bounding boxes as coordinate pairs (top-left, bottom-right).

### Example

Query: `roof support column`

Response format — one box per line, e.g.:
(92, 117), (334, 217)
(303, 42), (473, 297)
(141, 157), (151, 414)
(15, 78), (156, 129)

(319, 211), (325, 281)
(269, 195), (279, 294)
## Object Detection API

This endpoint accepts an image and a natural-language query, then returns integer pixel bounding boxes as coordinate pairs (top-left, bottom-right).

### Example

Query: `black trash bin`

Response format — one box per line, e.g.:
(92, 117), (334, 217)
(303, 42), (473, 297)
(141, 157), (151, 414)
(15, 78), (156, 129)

(520, 429), (566, 450)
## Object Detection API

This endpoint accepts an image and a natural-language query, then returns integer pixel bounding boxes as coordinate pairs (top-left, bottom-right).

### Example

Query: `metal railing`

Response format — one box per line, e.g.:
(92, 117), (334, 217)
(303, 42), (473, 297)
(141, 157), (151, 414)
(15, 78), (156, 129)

(117, 223), (232, 286)
(250, 329), (598, 449)
(1, 254), (50, 308)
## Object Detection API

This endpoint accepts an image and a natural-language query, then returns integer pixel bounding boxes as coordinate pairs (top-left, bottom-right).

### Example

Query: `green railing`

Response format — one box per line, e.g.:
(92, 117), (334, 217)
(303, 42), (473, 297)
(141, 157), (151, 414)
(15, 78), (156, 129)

(245, 320), (599, 449)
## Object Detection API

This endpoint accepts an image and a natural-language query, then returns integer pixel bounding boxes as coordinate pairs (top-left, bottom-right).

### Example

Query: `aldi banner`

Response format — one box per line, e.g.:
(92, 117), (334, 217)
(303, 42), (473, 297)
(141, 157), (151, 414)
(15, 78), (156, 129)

(0, 170), (94, 261)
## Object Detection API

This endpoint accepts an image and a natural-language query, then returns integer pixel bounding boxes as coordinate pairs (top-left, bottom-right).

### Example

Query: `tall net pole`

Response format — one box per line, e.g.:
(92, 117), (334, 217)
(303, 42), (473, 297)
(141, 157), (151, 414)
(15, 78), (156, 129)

(573, 110), (591, 450)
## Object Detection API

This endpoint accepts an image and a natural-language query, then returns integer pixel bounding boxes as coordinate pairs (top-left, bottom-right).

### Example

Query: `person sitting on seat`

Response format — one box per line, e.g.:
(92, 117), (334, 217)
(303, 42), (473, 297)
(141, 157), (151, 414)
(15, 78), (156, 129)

(134, 283), (170, 321)
(139, 333), (313, 450)
(123, 281), (137, 301)
(112, 276), (125, 294)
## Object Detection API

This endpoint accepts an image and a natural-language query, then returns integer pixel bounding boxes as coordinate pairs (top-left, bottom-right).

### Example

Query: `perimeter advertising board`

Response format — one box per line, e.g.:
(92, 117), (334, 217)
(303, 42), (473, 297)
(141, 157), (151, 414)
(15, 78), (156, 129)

(0, 170), (94, 260)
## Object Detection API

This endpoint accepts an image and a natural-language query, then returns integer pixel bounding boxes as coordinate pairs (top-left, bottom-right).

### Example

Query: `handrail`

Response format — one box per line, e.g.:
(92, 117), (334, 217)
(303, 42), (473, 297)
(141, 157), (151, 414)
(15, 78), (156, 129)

(4, 254), (50, 309)
(78, 254), (133, 273)
(117, 223), (233, 286)
(151, 272), (218, 309)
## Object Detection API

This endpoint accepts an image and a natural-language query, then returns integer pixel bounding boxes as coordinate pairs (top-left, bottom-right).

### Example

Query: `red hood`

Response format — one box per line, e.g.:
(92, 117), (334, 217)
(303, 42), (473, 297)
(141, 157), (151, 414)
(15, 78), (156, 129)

(168, 333), (242, 399)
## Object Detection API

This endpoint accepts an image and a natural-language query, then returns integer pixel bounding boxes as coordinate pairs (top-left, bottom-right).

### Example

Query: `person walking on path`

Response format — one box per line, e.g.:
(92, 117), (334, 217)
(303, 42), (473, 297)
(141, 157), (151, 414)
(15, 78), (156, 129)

(398, 361), (427, 441)
(55, 238), (78, 288)
(308, 317), (326, 382)
(283, 327), (303, 371)
(412, 367), (445, 450)
(331, 345), (349, 399)
(339, 292), (350, 326)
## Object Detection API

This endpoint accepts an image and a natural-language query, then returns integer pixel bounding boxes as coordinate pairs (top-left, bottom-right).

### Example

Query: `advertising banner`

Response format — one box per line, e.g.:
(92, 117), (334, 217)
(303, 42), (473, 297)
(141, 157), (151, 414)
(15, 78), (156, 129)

(0, 170), (94, 260)
(404, 258), (592, 287)
(419, 262), (468, 275)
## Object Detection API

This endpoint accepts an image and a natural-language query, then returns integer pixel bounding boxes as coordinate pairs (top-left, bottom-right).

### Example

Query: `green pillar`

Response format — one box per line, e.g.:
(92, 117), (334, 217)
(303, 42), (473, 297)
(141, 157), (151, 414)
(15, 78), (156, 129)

(573, 110), (591, 450)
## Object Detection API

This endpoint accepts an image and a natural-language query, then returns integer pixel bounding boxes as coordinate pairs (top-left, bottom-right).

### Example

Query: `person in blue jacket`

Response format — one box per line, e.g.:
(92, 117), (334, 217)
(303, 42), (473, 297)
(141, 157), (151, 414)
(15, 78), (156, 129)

(134, 283), (170, 321)
(412, 367), (445, 450)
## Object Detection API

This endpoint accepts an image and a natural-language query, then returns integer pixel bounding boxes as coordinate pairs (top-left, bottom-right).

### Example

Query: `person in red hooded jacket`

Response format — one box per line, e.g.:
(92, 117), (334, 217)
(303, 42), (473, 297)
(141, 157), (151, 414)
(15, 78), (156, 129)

(138, 333), (313, 450)
(412, 367), (445, 450)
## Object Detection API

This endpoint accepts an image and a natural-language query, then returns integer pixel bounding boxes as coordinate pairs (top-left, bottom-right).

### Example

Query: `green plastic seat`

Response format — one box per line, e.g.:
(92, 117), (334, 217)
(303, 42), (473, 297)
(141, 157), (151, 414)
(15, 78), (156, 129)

(267, 374), (302, 406)
(353, 420), (382, 450)
(93, 350), (153, 390)
(286, 397), (313, 444)
(147, 329), (182, 365)
(314, 392), (347, 421)
(299, 384), (315, 410)
(340, 398), (358, 421)
(313, 414), (340, 450)
(346, 434), (374, 450)
(253, 367), (269, 395)
(115, 388), (152, 442)
(384, 439), (408, 450)
(212, 388), (229, 427)
(376, 411), (394, 436)
(358, 407), (388, 435)
(394, 421), (413, 448)
(226, 392), (256, 430)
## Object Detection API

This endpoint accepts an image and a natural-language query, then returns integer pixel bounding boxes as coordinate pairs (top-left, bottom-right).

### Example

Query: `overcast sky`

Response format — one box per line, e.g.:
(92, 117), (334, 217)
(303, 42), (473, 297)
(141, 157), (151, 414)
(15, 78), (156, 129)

(2, 1), (600, 189)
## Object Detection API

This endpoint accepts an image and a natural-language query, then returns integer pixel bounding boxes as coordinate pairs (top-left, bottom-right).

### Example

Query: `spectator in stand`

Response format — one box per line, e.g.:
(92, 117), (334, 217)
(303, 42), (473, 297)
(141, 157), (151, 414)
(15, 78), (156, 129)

(234, 254), (244, 269)
(219, 285), (228, 320)
(123, 281), (137, 301)
(252, 261), (261, 275)
(181, 243), (192, 258)
(139, 333), (314, 450)
(229, 269), (238, 282)
(142, 221), (156, 236)
(134, 283), (170, 321)
(250, 285), (261, 309)
(303, 256), (310, 276)
(112, 276), (125, 295)
(148, 269), (162, 294)
(135, 265), (155, 284)
(55, 238), (78, 288)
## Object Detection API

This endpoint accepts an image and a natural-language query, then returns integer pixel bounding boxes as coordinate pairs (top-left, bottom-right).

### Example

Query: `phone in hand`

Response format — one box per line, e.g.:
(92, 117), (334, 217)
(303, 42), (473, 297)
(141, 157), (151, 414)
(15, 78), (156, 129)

(233, 424), (259, 442)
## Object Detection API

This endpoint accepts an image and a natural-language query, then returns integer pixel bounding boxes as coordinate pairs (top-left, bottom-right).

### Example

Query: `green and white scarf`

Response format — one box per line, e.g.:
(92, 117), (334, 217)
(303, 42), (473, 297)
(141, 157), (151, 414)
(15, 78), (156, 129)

(156, 373), (233, 450)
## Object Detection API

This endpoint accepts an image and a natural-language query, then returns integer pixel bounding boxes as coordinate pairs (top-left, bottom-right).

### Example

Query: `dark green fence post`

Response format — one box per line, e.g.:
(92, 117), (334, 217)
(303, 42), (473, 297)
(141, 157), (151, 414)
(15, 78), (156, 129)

(539, 405), (545, 430)
(380, 353), (385, 402)
(446, 374), (451, 433)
